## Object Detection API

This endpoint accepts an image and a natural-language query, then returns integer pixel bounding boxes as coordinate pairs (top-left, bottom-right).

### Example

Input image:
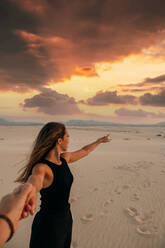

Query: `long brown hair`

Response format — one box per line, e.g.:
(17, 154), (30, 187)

(15, 122), (66, 183)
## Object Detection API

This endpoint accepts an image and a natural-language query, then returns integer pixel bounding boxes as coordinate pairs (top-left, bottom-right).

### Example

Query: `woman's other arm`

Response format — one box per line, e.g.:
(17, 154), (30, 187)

(27, 164), (46, 192)
(24, 164), (47, 216)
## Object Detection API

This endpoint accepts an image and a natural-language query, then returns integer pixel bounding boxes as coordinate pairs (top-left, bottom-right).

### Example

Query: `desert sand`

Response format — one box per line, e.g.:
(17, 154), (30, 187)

(0, 125), (165, 248)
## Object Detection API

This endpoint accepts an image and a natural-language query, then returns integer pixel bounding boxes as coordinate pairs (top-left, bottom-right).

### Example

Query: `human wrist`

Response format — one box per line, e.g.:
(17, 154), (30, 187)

(0, 215), (14, 244)
(96, 138), (102, 144)
(0, 194), (18, 233)
(27, 176), (40, 192)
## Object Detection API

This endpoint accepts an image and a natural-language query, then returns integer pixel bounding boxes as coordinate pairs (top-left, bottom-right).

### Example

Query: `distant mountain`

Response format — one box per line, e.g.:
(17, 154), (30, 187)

(0, 118), (43, 126)
(156, 122), (165, 126)
(66, 119), (116, 126)
(0, 118), (9, 125)
(0, 117), (164, 127)
(66, 119), (139, 126)
(66, 119), (165, 127)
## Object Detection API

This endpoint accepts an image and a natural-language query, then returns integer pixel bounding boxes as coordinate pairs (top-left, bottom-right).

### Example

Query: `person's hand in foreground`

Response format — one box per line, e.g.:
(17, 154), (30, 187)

(0, 183), (36, 246)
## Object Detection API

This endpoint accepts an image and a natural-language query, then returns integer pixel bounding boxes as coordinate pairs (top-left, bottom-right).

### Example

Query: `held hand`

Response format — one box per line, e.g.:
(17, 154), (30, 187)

(21, 186), (37, 219)
(97, 134), (111, 143)
(0, 183), (34, 232)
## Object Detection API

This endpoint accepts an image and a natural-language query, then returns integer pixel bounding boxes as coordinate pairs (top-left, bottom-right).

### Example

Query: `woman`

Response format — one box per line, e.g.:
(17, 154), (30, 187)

(15, 122), (110, 248)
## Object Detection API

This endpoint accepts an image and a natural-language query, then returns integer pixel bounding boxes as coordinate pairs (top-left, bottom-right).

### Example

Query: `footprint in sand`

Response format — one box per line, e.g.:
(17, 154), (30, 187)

(126, 207), (157, 237)
(137, 224), (153, 236)
(114, 164), (136, 174)
(136, 223), (158, 237)
(80, 214), (94, 223)
(131, 193), (139, 201)
(143, 181), (151, 188)
(114, 188), (121, 195)
(126, 207), (139, 217)
(103, 200), (111, 207)
(122, 184), (130, 190)
(90, 187), (99, 192)
(135, 211), (155, 223)
(134, 213), (152, 224)
(93, 187), (99, 192)
(0, 138), (4, 141)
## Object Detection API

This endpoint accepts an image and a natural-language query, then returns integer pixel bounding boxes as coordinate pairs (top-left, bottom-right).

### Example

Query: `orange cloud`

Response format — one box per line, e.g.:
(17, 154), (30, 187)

(118, 74), (165, 96)
(1, 0), (165, 94)
(11, 0), (165, 85)
(75, 66), (98, 77)
(11, 0), (48, 16)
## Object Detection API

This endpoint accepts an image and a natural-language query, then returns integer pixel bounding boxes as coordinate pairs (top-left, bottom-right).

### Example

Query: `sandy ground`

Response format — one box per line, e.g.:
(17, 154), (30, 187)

(0, 125), (165, 248)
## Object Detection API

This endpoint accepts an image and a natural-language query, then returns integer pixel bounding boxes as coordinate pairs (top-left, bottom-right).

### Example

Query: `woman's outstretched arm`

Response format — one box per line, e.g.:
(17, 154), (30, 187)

(61, 134), (110, 163)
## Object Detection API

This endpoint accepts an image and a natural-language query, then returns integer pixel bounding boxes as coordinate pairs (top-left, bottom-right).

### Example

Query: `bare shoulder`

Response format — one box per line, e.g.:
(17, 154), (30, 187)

(61, 152), (71, 163)
(32, 163), (54, 189)
(32, 162), (53, 177)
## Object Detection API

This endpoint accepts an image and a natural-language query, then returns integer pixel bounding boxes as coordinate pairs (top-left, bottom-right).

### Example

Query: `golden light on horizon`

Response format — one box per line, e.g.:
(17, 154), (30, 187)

(0, 90), (39, 116)
(1, 53), (165, 120)
(47, 53), (165, 100)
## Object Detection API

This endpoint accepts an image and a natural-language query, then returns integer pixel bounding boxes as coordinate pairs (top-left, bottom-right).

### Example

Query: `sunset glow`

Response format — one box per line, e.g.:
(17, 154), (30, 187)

(1, 0), (165, 123)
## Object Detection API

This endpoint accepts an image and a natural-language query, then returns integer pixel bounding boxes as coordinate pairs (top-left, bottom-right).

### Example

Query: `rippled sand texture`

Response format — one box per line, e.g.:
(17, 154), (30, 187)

(0, 125), (165, 248)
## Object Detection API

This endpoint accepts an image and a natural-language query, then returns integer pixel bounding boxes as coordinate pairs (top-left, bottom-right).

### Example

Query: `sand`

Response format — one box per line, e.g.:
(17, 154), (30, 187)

(0, 125), (165, 248)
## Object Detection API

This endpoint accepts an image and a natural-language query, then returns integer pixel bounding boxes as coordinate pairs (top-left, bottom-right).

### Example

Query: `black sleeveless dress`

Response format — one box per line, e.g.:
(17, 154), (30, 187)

(29, 156), (74, 248)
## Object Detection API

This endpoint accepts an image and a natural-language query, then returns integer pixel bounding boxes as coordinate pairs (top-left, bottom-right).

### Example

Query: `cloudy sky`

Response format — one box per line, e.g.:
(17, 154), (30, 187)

(1, 0), (165, 124)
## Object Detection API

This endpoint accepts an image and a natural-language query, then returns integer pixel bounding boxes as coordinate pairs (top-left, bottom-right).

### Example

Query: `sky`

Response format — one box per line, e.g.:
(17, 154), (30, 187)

(1, 0), (165, 124)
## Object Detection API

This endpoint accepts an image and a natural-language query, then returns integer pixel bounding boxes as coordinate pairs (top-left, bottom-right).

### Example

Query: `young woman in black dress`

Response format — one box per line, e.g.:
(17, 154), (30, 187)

(15, 122), (110, 248)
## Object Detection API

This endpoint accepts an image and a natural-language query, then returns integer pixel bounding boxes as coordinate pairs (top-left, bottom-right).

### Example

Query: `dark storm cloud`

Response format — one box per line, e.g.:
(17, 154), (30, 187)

(80, 91), (137, 105)
(139, 89), (165, 106)
(1, 0), (165, 91)
(21, 88), (82, 115)
(115, 108), (165, 118)
(0, 0), (50, 92)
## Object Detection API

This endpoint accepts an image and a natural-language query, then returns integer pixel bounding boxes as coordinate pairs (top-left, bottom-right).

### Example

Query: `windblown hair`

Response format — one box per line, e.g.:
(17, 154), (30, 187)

(15, 122), (66, 183)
